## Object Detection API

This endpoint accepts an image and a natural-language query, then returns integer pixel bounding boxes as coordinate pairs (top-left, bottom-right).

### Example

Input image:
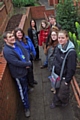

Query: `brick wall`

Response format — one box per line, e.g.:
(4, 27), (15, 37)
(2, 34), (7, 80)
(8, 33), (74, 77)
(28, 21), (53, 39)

(48, 0), (59, 6)
(0, 6), (54, 120)
(0, 56), (19, 120)
(30, 6), (54, 19)
(0, 5), (8, 34)
(0, 0), (13, 34)
(19, 7), (32, 35)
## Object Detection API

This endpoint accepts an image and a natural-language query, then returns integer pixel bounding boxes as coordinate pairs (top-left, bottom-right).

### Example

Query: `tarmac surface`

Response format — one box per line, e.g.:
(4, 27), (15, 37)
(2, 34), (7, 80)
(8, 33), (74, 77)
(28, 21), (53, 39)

(16, 1), (78, 120)
(16, 46), (77, 120)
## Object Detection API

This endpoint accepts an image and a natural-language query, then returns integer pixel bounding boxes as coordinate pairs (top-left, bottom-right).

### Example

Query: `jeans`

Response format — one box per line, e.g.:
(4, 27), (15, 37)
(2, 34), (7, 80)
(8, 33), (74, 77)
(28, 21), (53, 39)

(43, 55), (48, 66)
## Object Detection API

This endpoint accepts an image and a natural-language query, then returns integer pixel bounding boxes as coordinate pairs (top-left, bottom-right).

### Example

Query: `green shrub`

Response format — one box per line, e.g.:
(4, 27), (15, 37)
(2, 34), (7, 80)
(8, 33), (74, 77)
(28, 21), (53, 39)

(12, 0), (36, 7)
(56, 0), (80, 33)
(69, 21), (80, 62)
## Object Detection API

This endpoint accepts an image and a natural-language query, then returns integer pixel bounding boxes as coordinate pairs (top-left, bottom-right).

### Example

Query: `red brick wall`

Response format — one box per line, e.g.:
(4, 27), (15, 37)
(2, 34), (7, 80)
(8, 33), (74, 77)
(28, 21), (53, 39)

(19, 7), (32, 35)
(0, 5), (8, 34)
(3, 0), (13, 14)
(30, 6), (54, 19)
(48, 0), (59, 6)
(0, 56), (19, 120)
(0, 6), (54, 120)
(0, 0), (13, 34)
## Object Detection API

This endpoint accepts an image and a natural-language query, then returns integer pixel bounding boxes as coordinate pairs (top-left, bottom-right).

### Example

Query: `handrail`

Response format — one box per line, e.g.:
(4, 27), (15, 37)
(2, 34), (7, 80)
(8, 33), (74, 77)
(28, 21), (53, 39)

(71, 76), (80, 108)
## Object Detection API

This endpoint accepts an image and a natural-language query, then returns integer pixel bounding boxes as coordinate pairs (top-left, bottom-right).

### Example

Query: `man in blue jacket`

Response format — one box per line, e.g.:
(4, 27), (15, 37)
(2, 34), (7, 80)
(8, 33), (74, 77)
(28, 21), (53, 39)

(3, 31), (31, 117)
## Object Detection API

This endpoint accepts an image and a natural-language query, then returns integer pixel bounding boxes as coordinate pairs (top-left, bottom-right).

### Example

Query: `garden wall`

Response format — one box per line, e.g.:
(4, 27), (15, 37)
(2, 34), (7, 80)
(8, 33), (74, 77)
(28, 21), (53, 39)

(0, 0), (13, 34)
(0, 5), (54, 120)
(48, 0), (59, 6)
(30, 6), (54, 19)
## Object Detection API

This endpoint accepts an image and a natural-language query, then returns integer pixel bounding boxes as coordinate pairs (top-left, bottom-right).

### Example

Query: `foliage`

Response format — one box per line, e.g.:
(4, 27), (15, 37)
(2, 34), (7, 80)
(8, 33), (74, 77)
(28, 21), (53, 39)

(12, 0), (36, 7)
(0, 2), (4, 7)
(69, 22), (80, 62)
(56, 0), (80, 33)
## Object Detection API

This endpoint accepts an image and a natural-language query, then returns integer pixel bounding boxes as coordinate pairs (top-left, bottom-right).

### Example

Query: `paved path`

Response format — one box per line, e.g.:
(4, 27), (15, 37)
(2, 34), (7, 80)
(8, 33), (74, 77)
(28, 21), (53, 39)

(39, 0), (54, 10)
(15, 1), (77, 119)
(16, 46), (77, 120)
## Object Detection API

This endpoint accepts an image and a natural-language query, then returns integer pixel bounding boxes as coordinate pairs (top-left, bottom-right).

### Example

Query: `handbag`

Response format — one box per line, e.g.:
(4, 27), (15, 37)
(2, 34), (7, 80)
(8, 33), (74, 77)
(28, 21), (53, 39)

(49, 48), (75, 89)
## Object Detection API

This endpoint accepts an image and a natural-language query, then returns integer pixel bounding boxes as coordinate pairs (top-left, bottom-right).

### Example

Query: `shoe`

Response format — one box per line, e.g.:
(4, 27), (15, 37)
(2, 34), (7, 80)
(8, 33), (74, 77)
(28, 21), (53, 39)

(61, 103), (68, 107)
(28, 88), (34, 93)
(40, 64), (48, 69)
(50, 102), (56, 109)
(29, 83), (34, 88)
(33, 80), (38, 84)
(25, 109), (30, 117)
(51, 88), (56, 94)
(35, 58), (41, 61)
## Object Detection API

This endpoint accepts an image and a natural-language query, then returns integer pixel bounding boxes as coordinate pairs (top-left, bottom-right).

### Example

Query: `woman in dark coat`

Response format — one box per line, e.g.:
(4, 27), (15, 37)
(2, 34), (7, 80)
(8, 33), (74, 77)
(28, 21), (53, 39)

(50, 30), (77, 108)
(28, 19), (41, 61)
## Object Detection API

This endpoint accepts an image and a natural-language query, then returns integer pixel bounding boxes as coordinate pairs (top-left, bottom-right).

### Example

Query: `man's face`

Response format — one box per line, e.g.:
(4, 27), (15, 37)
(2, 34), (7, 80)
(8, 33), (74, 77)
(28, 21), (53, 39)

(5, 33), (16, 46)
(49, 17), (56, 25)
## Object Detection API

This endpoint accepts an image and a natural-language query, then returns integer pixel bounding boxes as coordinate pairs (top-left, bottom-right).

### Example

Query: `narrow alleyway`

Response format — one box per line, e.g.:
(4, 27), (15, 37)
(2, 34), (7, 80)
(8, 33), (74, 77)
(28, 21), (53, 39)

(16, 45), (77, 120)
(15, 1), (78, 119)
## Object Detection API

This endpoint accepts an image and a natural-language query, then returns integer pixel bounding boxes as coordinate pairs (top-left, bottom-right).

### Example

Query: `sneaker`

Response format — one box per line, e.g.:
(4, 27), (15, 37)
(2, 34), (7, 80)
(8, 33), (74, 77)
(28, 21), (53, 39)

(28, 88), (34, 93)
(50, 102), (56, 109)
(51, 88), (56, 94)
(33, 80), (38, 84)
(40, 64), (48, 69)
(25, 109), (30, 117)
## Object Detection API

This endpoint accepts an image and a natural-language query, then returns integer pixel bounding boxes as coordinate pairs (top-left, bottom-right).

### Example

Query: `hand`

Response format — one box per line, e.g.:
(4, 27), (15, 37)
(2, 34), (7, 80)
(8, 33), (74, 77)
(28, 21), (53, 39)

(65, 82), (68, 85)
(26, 66), (30, 69)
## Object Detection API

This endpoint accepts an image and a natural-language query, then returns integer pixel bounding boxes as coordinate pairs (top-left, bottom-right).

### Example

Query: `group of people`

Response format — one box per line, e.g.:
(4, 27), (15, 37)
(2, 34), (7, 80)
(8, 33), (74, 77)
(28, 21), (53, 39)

(38, 15), (77, 109)
(2, 14), (77, 118)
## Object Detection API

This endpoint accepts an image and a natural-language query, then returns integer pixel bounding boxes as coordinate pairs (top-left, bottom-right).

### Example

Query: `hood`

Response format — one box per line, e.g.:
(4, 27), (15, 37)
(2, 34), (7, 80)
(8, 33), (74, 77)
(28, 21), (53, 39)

(58, 40), (75, 53)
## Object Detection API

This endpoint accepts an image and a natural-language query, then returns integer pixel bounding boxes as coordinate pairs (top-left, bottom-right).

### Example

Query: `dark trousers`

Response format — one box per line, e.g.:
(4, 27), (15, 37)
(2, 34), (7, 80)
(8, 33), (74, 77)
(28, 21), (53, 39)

(35, 46), (39, 59)
(53, 81), (70, 105)
(27, 61), (34, 85)
(15, 76), (30, 109)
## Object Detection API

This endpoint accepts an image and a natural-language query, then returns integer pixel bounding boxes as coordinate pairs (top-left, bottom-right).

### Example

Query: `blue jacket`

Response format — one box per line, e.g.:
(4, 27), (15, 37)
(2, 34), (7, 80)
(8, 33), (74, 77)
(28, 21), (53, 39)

(16, 36), (36, 60)
(3, 42), (31, 78)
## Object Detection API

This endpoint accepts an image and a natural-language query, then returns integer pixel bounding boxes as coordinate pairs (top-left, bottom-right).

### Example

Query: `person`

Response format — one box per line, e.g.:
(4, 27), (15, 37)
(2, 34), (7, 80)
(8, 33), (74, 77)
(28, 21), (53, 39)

(3, 31), (32, 117)
(39, 20), (50, 46)
(38, 20), (50, 68)
(47, 27), (59, 72)
(28, 19), (41, 61)
(50, 30), (77, 108)
(47, 28), (59, 93)
(40, 15), (61, 69)
(46, 15), (61, 47)
(14, 27), (38, 88)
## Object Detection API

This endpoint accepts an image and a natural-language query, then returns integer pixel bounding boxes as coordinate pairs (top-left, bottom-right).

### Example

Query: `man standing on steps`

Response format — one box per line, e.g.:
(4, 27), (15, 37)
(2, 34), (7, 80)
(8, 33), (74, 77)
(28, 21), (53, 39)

(3, 31), (31, 118)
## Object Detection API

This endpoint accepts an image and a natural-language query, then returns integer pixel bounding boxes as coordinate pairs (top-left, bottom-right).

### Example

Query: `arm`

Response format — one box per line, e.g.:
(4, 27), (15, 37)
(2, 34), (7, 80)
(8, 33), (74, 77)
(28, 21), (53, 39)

(65, 51), (77, 83)
(3, 50), (31, 67)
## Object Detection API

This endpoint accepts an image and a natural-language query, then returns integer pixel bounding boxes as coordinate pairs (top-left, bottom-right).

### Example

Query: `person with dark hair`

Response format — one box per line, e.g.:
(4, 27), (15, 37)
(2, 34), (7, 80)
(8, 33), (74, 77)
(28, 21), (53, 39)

(3, 31), (32, 117)
(28, 19), (41, 61)
(14, 27), (38, 88)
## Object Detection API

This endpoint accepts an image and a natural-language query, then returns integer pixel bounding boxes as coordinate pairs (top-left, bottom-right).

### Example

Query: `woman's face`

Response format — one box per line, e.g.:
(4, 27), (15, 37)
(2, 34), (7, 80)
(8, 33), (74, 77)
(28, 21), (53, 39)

(31, 20), (35, 27)
(58, 32), (68, 46)
(16, 30), (23, 40)
(51, 31), (57, 41)
(41, 22), (46, 28)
